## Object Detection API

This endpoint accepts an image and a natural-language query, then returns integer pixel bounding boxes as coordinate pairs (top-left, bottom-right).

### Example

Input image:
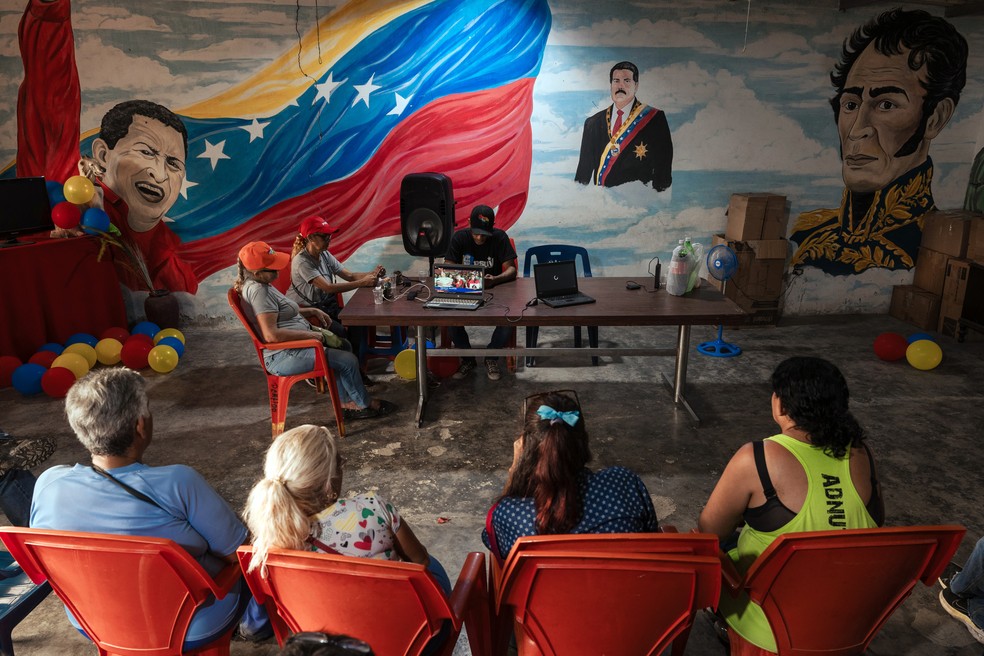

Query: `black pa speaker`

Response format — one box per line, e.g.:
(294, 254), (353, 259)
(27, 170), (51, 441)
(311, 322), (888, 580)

(400, 173), (454, 258)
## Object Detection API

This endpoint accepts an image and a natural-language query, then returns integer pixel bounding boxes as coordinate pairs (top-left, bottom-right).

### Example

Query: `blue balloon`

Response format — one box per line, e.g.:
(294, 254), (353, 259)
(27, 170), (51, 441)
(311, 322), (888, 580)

(46, 180), (66, 207)
(12, 363), (45, 395)
(907, 332), (936, 344)
(158, 336), (185, 358)
(81, 207), (111, 235)
(131, 321), (161, 338)
(39, 342), (64, 355)
(65, 333), (98, 347)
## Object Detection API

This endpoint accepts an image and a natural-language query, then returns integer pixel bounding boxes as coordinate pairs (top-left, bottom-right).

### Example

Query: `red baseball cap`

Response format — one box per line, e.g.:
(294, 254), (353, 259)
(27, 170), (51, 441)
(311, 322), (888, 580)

(299, 215), (340, 238)
(238, 241), (290, 271)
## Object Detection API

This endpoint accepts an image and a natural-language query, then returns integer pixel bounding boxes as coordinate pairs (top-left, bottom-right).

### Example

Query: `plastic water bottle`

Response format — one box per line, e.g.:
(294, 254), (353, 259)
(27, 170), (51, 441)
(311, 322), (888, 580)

(666, 240), (690, 296)
(373, 281), (384, 305)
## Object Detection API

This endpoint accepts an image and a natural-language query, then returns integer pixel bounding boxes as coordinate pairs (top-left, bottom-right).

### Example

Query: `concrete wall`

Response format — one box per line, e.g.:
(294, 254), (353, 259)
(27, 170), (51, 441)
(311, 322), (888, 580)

(1, 0), (982, 321)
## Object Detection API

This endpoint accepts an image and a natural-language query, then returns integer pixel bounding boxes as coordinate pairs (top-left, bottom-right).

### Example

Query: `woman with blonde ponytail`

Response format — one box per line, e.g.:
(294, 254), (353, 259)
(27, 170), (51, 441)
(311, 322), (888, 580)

(482, 390), (659, 562)
(243, 425), (449, 594)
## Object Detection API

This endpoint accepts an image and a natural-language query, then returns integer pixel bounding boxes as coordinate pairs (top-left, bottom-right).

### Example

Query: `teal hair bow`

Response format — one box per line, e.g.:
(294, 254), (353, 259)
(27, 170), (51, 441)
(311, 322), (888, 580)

(536, 405), (580, 427)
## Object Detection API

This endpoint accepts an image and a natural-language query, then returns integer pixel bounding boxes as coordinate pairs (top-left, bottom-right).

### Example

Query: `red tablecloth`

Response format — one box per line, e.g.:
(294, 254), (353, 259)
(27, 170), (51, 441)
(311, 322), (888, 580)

(0, 235), (127, 360)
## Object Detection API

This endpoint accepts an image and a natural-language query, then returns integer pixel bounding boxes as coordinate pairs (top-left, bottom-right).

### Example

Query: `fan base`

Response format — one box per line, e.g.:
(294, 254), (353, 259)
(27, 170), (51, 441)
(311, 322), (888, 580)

(697, 339), (742, 358)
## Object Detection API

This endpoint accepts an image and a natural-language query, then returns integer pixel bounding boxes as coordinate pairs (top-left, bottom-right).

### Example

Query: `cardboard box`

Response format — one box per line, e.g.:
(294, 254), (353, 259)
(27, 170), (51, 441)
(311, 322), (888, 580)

(969, 217), (984, 264)
(938, 297), (963, 336)
(725, 283), (782, 325)
(725, 193), (787, 241)
(889, 285), (940, 331)
(942, 258), (973, 304)
(920, 210), (980, 257)
(912, 247), (949, 296)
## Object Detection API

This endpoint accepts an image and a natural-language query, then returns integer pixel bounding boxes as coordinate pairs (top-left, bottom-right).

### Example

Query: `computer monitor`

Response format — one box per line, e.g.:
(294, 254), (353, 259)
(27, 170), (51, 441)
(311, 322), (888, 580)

(0, 176), (54, 247)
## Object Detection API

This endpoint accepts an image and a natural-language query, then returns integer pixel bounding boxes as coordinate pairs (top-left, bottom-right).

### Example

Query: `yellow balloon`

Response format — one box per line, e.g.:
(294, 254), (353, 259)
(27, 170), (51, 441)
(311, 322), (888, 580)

(94, 338), (123, 366)
(51, 353), (89, 380)
(153, 328), (186, 345)
(63, 342), (98, 369)
(394, 349), (417, 380)
(905, 339), (943, 371)
(63, 175), (95, 205)
(148, 345), (179, 374)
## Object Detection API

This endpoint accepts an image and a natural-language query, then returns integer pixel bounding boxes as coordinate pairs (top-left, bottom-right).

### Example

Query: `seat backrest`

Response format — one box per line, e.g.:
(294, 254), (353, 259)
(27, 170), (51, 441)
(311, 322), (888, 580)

(497, 550), (719, 656)
(745, 525), (965, 656)
(522, 245), (592, 278)
(238, 546), (458, 655)
(227, 287), (269, 362)
(0, 527), (233, 656)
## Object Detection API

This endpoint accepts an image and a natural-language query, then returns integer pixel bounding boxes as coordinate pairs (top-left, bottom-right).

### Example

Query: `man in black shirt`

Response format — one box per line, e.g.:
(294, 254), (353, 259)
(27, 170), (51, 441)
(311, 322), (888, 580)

(444, 205), (517, 381)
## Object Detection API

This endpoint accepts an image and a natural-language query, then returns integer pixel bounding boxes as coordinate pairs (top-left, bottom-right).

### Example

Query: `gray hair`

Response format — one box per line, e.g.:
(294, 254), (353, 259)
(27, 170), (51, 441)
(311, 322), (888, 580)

(65, 368), (149, 457)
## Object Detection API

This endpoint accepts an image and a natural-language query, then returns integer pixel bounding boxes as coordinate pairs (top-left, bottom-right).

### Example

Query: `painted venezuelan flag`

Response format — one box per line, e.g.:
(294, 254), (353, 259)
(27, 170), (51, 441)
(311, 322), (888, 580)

(77, 0), (551, 282)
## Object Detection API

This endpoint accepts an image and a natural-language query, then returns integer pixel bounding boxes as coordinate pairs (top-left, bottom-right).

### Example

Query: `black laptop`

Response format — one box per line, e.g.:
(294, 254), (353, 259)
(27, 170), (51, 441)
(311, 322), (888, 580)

(533, 260), (596, 308)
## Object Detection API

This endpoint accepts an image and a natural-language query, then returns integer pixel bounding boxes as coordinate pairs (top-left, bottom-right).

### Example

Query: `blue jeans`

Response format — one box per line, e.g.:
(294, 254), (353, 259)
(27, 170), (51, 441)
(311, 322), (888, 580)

(0, 469), (36, 527)
(264, 346), (370, 408)
(952, 536), (984, 629)
(449, 326), (512, 364)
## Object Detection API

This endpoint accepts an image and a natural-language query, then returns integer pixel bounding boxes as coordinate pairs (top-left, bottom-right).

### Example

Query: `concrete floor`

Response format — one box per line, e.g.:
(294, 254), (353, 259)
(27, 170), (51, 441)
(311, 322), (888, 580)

(2, 314), (984, 655)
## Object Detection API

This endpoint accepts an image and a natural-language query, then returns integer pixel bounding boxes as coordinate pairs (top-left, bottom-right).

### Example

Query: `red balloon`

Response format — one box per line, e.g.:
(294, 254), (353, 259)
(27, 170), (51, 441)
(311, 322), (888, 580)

(29, 351), (59, 368)
(0, 355), (23, 387)
(51, 201), (82, 229)
(100, 327), (130, 342)
(42, 366), (76, 398)
(126, 333), (155, 348)
(427, 354), (461, 379)
(120, 338), (153, 370)
(873, 332), (908, 361)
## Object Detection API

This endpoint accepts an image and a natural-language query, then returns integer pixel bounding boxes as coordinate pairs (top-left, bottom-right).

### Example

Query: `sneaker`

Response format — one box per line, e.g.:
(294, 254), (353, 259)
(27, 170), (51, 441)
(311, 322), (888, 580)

(940, 562), (963, 590)
(940, 588), (984, 643)
(235, 622), (274, 643)
(485, 358), (501, 381)
(452, 360), (476, 380)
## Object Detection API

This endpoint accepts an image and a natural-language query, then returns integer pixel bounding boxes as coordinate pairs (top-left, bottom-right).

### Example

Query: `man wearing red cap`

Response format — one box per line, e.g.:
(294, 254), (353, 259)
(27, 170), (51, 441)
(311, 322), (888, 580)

(444, 204), (517, 381)
(288, 216), (384, 383)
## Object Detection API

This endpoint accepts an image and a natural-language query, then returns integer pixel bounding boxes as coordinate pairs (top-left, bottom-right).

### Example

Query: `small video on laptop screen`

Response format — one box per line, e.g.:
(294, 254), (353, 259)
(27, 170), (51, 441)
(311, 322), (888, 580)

(433, 266), (483, 295)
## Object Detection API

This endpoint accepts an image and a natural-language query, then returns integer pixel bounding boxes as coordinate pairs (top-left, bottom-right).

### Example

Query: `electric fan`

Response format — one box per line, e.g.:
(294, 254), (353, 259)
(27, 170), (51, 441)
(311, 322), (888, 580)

(698, 245), (741, 357)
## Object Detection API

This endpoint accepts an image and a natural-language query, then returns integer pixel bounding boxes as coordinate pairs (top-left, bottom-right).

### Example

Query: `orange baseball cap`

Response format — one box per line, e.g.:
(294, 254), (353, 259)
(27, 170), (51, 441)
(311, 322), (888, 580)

(238, 241), (290, 271)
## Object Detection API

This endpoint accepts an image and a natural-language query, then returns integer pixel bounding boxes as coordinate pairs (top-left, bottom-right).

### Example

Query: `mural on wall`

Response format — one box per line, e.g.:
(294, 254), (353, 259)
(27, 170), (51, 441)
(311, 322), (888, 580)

(789, 9), (968, 276)
(11, 0), (551, 295)
(967, 147), (984, 212)
(574, 60), (673, 191)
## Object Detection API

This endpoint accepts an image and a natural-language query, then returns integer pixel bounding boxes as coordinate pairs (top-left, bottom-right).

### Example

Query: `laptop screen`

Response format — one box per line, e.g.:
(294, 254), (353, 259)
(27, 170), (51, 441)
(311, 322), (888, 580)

(534, 260), (579, 297)
(432, 264), (485, 296)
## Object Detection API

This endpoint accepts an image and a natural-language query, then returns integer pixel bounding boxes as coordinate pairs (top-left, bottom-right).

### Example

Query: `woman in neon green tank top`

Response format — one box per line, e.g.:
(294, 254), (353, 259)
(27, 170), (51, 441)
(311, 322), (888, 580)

(698, 357), (884, 655)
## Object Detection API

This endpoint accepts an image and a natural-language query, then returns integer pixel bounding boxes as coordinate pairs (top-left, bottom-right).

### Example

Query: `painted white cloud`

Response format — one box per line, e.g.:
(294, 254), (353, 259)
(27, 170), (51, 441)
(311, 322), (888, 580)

(160, 38), (293, 63)
(784, 266), (911, 315)
(185, 8), (294, 25)
(76, 35), (180, 92)
(547, 18), (716, 49)
(72, 6), (170, 32)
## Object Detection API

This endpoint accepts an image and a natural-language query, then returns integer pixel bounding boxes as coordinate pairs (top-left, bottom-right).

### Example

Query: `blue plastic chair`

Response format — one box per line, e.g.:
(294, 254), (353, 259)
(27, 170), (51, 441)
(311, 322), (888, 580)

(522, 245), (599, 366)
(0, 551), (51, 655)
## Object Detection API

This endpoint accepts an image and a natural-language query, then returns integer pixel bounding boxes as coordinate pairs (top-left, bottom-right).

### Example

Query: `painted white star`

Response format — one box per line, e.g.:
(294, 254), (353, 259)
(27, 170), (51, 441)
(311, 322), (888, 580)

(240, 119), (269, 143)
(352, 74), (381, 108)
(179, 177), (198, 200)
(197, 139), (230, 171)
(387, 92), (411, 116)
(314, 72), (345, 104)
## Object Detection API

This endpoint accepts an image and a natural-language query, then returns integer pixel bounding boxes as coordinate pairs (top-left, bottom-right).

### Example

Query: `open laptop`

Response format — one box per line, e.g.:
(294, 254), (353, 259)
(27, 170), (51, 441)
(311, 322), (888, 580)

(534, 259), (596, 308)
(423, 264), (486, 310)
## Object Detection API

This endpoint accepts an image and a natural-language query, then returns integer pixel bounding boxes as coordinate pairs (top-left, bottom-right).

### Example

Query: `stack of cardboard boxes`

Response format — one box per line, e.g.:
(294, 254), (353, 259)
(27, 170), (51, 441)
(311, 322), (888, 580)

(889, 210), (984, 337)
(708, 193), (789, 325)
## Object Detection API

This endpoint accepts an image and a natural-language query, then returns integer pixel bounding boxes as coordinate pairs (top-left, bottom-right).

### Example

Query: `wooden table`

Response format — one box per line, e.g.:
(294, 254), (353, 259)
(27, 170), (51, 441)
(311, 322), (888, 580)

(340, 277), (746, 426)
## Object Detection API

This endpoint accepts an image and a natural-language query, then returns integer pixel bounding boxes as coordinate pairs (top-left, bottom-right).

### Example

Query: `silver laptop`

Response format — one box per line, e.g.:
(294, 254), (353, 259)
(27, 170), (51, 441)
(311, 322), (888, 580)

(534, 260), (596, 308)
(424, 264), (486, 310)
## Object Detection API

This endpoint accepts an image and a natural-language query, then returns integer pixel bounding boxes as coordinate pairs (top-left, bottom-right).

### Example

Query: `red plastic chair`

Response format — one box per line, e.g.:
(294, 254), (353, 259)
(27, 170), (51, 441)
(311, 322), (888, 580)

(493, 544), (719, 656)
(0, 527), (242, 656)
(237, 546), (492, 656)
(719, 525), (966, 656)
(228, 287), (345, 438)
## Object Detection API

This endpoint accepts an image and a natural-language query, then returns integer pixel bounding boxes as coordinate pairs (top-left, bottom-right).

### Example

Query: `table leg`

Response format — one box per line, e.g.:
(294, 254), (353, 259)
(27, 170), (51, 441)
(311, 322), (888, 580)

(661, 324), (700, 424)
(415, 325), (428, 427)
